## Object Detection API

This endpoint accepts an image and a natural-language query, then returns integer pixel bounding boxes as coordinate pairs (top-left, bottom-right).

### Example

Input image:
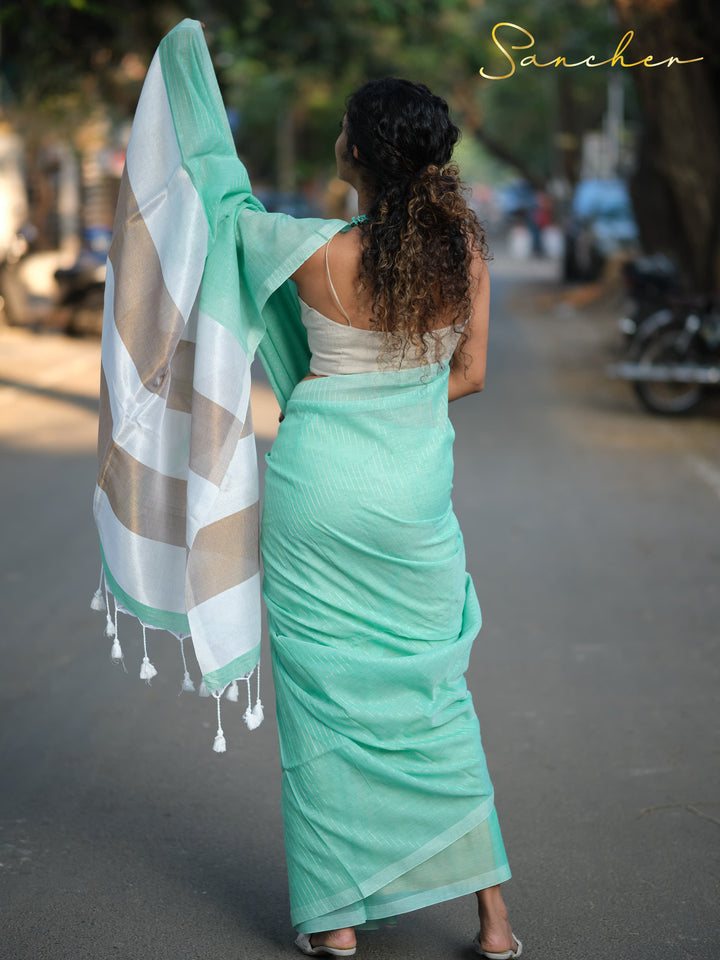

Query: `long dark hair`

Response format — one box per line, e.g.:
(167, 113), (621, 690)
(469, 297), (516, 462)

(344, 77), (487, 363)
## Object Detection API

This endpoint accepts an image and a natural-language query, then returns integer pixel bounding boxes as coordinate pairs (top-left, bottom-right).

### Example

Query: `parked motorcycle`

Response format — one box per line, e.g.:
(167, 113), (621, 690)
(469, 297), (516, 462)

(617, 253), (683, 343)
(608, 297), (720, 415)
(53, 227), (110, 335)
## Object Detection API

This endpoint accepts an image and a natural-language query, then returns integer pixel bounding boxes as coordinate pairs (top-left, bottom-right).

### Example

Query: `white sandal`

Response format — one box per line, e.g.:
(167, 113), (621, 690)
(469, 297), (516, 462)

(472, 931), (522, 959)
(295, 932), (357, 957)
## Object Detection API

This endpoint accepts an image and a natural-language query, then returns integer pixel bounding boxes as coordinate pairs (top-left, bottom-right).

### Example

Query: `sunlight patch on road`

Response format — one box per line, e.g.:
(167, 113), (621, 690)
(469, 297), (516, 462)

(0, 393), (99, 453)
(0, 326), (283, 451)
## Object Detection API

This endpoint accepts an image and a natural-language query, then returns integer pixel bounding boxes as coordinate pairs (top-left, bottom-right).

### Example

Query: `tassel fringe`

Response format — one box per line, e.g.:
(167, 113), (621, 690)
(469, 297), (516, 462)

(92, 564), (264, 751)
(241, 666), (264, 731)
(212, 693), (227, 753)
(178, 637), (195, 693)
(90, 568), (106, 612)
(139, 625), (157, 683)
(90, 589), (106, 612)
(139, 656), (158, 682)
(244, 698), (264, 730)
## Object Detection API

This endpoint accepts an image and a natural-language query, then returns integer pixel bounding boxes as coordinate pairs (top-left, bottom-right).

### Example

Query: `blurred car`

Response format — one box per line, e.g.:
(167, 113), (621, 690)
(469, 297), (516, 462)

(254, 190), (322, 219)
(563, 178), (638, 281)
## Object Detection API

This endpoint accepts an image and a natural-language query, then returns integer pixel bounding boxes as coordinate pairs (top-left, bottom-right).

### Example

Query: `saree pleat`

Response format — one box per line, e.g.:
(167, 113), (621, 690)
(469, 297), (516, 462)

(261, 364), (510, 931)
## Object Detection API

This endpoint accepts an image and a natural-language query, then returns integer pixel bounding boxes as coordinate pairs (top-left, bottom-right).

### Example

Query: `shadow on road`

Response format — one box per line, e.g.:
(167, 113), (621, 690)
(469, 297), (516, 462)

(0, 375), (100, 414)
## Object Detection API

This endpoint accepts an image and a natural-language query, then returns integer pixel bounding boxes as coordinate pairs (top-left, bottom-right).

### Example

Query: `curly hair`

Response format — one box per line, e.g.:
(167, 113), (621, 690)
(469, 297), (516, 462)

(344, 77), (488, 365)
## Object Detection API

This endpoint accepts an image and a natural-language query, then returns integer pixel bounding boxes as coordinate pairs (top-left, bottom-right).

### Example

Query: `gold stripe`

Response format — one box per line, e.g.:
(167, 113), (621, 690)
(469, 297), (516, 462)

(185, 502), (260, 610)
(240, 398), (253, 439)
(98, 441), (187, 547)
(189, 392), (253, 486)
(97, 366), (114, 465)
(108, 170), (186, 396)
(167, 339), (195, 413)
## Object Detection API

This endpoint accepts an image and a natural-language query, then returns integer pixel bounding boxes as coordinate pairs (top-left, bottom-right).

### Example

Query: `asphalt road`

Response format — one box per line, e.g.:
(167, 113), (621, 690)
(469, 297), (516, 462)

(1, 257), (718, 960)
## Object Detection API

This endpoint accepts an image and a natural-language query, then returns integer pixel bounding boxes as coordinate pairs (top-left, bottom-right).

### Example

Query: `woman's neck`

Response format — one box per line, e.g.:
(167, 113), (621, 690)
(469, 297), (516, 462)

(354, 182), (376, 217)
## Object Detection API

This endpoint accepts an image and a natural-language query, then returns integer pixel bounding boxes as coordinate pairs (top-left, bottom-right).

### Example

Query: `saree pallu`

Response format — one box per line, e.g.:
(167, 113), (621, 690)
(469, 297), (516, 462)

(261, 363), (511, 932)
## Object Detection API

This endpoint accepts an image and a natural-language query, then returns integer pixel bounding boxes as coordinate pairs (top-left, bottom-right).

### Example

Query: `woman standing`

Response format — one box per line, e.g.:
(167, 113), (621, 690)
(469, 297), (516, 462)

(261, 79), (520, 958)
(96, 19), (519, 958)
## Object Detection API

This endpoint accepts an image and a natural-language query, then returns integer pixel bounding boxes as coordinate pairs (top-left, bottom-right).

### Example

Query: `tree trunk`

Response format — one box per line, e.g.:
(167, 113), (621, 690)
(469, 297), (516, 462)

(471, 127), (546, 191)
(615, 0), (720, 293)
(556, 74), (582, 188)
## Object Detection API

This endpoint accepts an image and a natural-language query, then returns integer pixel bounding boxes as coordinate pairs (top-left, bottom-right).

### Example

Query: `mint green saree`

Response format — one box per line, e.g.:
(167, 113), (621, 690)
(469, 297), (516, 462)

(261, 365), (511, 932)
(112, 16), (511, 933)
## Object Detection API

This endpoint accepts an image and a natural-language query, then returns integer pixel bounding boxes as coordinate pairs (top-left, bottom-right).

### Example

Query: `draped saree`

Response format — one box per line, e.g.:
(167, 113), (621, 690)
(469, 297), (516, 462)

(261, 366), (511, 931)
(100, 16), (511, 934)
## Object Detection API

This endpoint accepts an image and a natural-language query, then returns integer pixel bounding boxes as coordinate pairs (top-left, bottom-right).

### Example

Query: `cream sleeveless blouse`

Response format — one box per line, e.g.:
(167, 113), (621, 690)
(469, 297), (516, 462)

(299, 299), (464, 376)
(298, 238), (465, 376)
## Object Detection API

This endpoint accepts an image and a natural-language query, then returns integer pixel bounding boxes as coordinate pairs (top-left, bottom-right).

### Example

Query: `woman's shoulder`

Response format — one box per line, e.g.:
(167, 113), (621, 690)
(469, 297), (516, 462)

(290, 223), (361, 290)
(291, 225), (374, 328)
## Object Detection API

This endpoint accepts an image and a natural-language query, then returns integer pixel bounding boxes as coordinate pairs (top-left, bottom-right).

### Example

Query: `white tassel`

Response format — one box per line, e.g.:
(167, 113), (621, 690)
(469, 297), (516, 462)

(212, 694), (227, 753)
(139, 625), (157, 683)
(244, 698), (264, 731)
(90, 589), (106, 612)
(225, 680), (239, 702)
(104, 617), (116, 638)
(198, 680), (211, 698)
(178, 636), (195, 694)
(91, 567), (106, 612)
(242, 667), (263, 730)
(140, 656), (157, 682)
(110, 637), (123, 663)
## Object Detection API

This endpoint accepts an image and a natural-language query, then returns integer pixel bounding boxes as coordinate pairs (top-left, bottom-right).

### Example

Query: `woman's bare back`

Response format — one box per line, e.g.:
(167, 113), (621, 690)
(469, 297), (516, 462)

(292, 224), (490, 393)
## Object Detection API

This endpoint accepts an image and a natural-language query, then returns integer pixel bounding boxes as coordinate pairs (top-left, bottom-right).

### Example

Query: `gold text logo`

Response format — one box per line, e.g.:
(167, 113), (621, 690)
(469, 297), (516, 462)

(479, 22), (704, 80)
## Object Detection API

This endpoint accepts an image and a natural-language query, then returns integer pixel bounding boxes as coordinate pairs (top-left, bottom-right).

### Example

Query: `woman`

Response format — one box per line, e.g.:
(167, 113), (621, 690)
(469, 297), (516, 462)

(95, 19), (519, 956)
(260, 78), (520, 958)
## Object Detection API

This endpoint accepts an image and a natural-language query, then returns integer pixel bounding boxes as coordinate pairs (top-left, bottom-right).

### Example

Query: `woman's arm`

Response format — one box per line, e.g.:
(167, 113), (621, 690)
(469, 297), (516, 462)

(448, 254), (490, 402)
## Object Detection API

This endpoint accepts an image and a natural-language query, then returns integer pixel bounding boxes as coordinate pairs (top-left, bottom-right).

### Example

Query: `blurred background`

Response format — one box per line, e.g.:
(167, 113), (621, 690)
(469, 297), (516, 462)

(1, 3), (719, 959)
(0, 0), (718, 335)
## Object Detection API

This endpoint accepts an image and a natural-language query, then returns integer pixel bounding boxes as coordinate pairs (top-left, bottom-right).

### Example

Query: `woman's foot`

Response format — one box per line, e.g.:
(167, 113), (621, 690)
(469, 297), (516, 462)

(475, 886), (519, 956)
(295, 927), (357, 956)
(311, 927), (356, 951)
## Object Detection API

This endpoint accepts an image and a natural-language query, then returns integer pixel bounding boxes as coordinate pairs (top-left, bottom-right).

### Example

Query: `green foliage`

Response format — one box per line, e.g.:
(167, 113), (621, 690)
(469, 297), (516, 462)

(464, 0), (629, 183)
(1, 0), (626, 188)
(0, 1), (198, 103)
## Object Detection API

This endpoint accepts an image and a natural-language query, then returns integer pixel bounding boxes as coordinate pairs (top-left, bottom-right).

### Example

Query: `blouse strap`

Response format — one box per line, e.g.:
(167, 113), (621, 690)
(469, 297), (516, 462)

(325, 236), (352, 327)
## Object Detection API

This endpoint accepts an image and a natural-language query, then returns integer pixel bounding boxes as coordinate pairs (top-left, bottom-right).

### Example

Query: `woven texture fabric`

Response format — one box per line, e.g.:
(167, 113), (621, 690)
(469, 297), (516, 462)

(94, 18), (346, 690)
(261, 366), (511, 931)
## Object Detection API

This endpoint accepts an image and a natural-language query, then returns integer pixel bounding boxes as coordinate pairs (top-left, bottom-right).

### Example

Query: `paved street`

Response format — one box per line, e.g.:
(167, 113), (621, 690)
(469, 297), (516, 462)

(1, 258), (718, 960)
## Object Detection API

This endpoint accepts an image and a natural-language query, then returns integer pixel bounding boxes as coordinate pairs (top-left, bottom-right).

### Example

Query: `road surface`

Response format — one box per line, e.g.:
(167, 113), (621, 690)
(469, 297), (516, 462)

(1, 257), (718, 959)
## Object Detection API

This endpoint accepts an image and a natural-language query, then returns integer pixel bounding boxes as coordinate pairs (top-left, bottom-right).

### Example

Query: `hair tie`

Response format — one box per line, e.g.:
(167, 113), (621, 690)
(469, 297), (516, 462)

(411, 164), (458, 192)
